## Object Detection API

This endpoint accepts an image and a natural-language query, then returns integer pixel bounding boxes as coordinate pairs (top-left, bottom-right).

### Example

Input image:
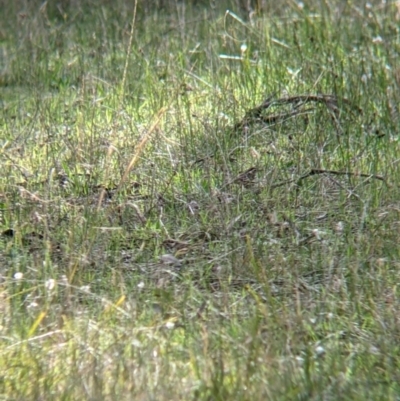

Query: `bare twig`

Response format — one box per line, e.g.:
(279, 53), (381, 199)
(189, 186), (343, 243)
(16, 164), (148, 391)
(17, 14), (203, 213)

(297, 169), (385, 184)
(234, 93), (362, 132)
(271, 168), (385, 190)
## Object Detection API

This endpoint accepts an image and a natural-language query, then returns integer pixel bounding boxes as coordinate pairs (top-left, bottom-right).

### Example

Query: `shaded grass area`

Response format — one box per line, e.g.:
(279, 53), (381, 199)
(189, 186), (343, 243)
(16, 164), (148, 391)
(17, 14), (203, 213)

(1, 0), (400, 399)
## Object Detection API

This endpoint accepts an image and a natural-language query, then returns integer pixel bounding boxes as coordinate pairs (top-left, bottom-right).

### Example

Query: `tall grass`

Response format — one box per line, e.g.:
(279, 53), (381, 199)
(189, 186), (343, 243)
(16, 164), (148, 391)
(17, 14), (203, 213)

(1, 0), (400, 399)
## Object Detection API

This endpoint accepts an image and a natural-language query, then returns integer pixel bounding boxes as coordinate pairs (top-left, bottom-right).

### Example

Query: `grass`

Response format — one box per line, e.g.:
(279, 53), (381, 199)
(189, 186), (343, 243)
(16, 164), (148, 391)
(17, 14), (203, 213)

(1, 0), (400, 399)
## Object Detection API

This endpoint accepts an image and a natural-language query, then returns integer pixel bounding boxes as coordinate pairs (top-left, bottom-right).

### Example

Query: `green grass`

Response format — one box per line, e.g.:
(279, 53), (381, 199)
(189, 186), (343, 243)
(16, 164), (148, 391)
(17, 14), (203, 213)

(1, 0), (400, 399)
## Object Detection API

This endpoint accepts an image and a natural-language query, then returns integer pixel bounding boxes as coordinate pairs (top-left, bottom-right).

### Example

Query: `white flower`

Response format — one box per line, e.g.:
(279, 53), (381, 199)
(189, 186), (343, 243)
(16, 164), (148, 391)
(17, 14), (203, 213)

(45, 279), (56, 291)
(315, 345), (325, 356)
(165, 321), (175, 329)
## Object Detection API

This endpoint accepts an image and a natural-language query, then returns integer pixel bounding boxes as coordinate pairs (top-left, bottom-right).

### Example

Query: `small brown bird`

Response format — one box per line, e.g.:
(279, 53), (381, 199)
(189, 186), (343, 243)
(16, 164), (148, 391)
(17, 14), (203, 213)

(221, 167), (258, 189)
(232, 167), (258, 187)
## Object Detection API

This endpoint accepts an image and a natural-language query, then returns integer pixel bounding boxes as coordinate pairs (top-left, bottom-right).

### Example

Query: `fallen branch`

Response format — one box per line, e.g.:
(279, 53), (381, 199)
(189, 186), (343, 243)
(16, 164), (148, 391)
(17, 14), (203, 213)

(297, 168), (385, 183)
(234, 93), (362, 132)
(271, 168), (386, 189)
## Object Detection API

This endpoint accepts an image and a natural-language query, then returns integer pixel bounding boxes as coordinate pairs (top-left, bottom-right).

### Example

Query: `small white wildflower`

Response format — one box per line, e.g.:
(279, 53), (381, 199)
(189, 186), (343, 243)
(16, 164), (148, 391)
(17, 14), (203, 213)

(315, 345), (325, 356)
(240, 43), (248, 54)
(80, 285), (91, 293)
(165, 321), (175, 329)
(45, 279), (56, 291)
(372, 36), (383, 44)
(137, 281), (145, 289)
(14, 272), (23, 280)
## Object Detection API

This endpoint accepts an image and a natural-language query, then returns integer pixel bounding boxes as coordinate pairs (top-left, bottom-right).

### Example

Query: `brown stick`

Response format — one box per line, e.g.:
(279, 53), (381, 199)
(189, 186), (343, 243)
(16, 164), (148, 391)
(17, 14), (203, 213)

(297, 168), (385, 183)
(234, 93), (362, 131)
